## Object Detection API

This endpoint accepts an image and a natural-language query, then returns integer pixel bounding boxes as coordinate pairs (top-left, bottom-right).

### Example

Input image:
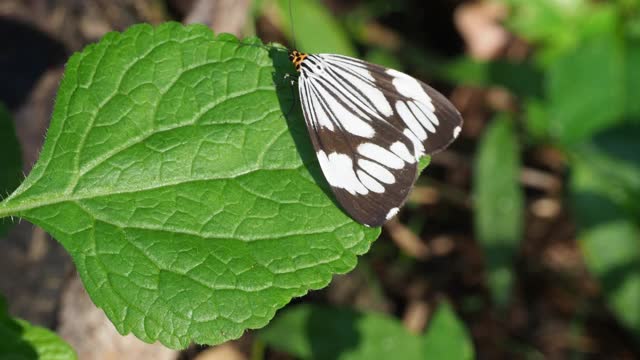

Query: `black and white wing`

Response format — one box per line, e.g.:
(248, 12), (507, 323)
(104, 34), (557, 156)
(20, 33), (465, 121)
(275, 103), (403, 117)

(296, 53), (463, 227)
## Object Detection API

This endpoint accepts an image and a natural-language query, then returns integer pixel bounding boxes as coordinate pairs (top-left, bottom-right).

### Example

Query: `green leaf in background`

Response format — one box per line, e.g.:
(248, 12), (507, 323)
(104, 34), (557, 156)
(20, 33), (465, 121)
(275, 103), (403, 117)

(624, 37), (640, 119)
(364, 48), (403, 72)
(0, 294), (77, 359)
(500, 0), (618, 64)
(270, 0), (356, 56)
(0, 23), (379, 348)
(497, 0), (639, 145)
(422, 301), (475, 360)
(547, 33), (626, 145)
(571, 125), (640, 338)
(258, 304), (424, 360)
(500, 0), (582, 45)
(0, 103), (22, 237)
(474, 115), (524, 309)
(259, 302), (475, 360)
(442, 57), (543, 99)
(523, 98), (551, 141)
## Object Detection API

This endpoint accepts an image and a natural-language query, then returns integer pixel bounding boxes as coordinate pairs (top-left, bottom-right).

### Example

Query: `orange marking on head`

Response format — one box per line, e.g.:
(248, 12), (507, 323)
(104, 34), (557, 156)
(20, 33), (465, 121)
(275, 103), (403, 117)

(289, 50), (307, 72)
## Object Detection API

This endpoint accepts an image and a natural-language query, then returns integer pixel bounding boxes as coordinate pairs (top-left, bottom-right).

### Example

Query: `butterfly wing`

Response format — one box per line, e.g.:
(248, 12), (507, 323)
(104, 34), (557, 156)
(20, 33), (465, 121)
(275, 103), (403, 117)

(297, 53), (463, 227)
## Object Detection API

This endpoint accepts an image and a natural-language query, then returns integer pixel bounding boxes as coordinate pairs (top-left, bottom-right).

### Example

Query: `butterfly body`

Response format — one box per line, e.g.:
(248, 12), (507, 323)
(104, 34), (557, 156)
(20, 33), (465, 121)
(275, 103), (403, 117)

(289, 50), (462, 227)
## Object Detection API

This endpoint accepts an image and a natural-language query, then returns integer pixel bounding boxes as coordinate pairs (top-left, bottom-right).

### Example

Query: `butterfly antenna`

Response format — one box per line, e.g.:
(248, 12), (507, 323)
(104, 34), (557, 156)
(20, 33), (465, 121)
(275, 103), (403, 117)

(289, 0), (297, 50)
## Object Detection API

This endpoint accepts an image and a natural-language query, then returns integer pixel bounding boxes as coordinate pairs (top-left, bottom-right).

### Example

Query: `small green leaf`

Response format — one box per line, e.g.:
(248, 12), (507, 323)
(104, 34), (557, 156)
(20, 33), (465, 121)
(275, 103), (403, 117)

(258, 304), (423, 360)
(474, 115), (524, 308)
(570, 125), (640, 338)
(0, 295), (77, 359)
(422, 301), (475, 360)
(271, 0), (356, 56)
(0, 103), (22, 236)
(418, 155), (431, 173)
(0, 23), (379, 348)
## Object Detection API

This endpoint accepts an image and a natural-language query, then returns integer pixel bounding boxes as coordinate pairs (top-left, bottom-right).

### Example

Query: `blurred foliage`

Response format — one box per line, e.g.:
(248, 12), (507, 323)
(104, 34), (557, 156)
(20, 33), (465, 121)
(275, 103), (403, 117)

(0, 103), (22, 237)
(0, 294), (77, 359)
(496, 0), (640, 339)
(474, 115), (524, 309)
(259, 302), (472, 360)
(495, 0), (640, 145)
(258, 305), (423, 360)
(570, 125), (640, 338)
(422, 302), (475, 360)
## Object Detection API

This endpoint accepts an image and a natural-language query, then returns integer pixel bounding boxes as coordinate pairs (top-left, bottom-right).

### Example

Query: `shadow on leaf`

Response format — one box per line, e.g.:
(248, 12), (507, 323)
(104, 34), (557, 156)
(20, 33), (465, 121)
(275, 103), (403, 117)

(268, 48), (341, 210)
(305, 306), (362, 359)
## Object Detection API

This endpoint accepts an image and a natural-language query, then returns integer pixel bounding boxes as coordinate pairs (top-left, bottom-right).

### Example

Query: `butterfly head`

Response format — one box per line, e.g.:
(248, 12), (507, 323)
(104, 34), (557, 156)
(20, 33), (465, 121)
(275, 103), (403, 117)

(289, 50), (308, 72)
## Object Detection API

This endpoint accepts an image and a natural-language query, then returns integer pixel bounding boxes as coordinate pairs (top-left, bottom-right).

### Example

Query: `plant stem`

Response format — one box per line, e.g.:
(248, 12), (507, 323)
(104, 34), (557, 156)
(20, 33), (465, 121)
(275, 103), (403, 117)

(250, 339), (266, 360)
(0, 198), (23, 219)
(0, 201), (10, 219)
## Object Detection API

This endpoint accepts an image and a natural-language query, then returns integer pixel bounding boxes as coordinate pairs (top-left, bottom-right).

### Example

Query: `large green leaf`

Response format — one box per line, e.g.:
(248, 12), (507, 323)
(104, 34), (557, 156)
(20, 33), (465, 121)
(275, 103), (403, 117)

(0, 295), (77, 359)
(258, 304), (423, 360)
(422, 301), (475, 360)
(0, 23), (379, 348)
(474, 115), (524, 309)
(0, 103), (22, 236)
(571, 125), (640, 338)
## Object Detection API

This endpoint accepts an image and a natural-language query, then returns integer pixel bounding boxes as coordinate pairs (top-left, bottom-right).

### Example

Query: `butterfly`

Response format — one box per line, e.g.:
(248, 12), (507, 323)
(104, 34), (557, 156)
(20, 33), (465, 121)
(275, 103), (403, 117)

(289, 50), (463, 227)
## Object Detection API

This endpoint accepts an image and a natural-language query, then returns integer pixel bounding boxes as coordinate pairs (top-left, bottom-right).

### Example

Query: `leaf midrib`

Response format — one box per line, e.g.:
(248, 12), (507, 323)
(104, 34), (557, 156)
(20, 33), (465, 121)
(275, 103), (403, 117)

(0, 163), (307, 219)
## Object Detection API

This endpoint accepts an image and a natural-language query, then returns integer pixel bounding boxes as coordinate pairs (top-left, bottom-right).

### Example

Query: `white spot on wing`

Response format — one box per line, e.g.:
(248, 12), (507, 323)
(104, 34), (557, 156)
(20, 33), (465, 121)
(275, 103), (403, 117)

(387, 69), (431, 105)
(323, 55), (374, 80)
(357, 170), (385, 193)
(416, 101), (438, 126)
(454, 126), (462, 138)
(363, 84), (394, 117)
(417, 98), (436, 114)
(358, 143), (404, 169)
(408, 101), (436, 133)
(403, 129), (425, 159)
(390, 141), (415, 164)
(396, 101), (427, 141)
(424, 110), (440, 129)
(306, 82), (334, 131)
(358, 159), (396, 184)
(317, 150), (369, 195)
(386, 207), (400, 220)
(314, 81), (375, 138)
(326, 60), (393, 117)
